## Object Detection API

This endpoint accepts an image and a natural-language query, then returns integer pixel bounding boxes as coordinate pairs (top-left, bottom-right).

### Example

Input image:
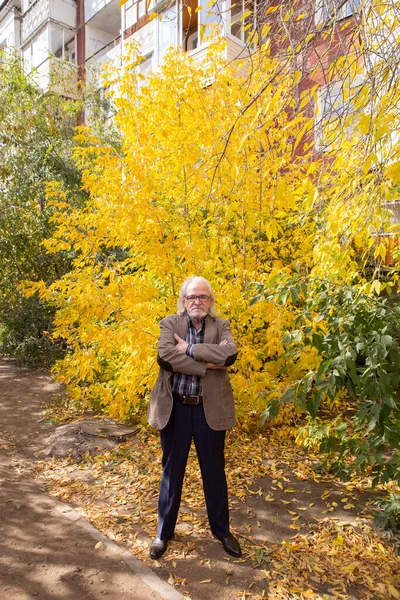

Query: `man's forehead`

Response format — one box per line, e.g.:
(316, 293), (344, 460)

(186, 282), (210, 294)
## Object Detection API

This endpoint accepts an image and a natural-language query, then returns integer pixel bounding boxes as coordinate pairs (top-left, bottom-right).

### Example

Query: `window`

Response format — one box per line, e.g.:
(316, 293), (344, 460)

(156, 5), (177, 65)
(126, 0), (138, 29)
(187, 29), (198, 51)
(28, 27), (48, 69)
(99, 85), (116, 119)
(49, 25), (76, 63)
(318, 82), (346, 120)
(315, 78), (363, 150)
(125, 0), (156, 27)
(22, 25), (77, 74)
(198, 0), (224, 43)
(138, 0), (147, 19)
(137, 51), (153, 88)
(230, 0), (256, 44)
(383, 203), (400, 226)
(317, 0), (360, 24)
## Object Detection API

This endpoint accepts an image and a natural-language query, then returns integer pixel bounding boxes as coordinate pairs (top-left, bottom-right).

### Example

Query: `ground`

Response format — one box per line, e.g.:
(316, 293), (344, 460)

(0, 359), (179, 600)
(1, 357), (399, 600)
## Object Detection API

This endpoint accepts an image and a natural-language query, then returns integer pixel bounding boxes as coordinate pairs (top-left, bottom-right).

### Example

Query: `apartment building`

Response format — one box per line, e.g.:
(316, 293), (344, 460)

(1, 0), (395, 179)
(0, 0), (257, 92)
(1, 1), (397, 259)
(0, 0), (369, 141)
(0, 1), (362, 90)
(0, 0), (77, 91)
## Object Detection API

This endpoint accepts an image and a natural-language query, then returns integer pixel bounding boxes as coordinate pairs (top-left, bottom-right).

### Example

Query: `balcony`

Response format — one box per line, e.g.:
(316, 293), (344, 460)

(85, 0), (121, 35)
(189, 35), (252, 77)
(86, 35), (122, 68)
(123, 0), (254, 76)
(32, 57), (78, 97)
(21, 0), (76, 43)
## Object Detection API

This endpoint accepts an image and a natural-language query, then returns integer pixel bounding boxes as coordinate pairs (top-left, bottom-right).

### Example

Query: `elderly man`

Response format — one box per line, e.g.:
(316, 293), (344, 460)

(147, 276), (241, 560)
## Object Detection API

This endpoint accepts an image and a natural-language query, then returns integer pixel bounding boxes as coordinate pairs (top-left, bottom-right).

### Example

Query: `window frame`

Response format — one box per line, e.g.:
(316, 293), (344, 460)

(314, 76), (364, 151)
(315, 0), (361, 26)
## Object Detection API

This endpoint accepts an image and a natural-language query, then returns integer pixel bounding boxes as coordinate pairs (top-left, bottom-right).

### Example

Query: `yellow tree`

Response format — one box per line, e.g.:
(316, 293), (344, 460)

(27, 25), (399, 448)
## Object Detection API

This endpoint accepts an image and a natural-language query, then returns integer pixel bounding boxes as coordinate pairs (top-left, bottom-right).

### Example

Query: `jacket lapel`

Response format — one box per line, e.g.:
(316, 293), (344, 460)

(177, 314), (188, 339)
(204, 316), (217, 344)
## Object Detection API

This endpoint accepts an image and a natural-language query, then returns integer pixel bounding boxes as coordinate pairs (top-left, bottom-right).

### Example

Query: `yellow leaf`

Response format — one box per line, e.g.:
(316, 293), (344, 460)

(332, 535), (344, 546)
(312, 565), (325, 573)
(358, 113), (370, 135)
(199, 579), (212, 584)
(275, 180), (286, 204)
(95, 541), (103, 550)
(340, 562), (359, 573)
(293, 70), (302, 86)
(388, 584), (400, 599)
(386, 161), (400, 184)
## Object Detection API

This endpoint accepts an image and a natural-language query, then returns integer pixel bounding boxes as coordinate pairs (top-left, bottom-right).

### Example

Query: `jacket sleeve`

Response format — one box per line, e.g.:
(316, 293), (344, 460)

(157, 317), (207, 376)
(193, 320), (238, 367)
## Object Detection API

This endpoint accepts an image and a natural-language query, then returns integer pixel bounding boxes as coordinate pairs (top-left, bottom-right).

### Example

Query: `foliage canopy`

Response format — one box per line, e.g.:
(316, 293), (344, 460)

(26, 3), (400, 482)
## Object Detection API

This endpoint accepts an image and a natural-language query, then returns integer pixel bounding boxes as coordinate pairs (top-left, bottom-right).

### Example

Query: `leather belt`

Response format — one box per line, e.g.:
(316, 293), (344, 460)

(173, 392), (203, 405)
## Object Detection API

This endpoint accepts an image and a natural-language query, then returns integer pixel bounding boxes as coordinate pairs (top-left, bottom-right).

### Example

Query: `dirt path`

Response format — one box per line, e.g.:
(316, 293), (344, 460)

(1, 357), (398, 600)
(0, 358), (184, 600)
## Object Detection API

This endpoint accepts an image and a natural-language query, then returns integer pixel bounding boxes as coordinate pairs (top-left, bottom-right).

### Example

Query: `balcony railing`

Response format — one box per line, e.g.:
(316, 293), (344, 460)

(32, 56), (78, 97)
(22, 0), (76, 43)
(86, 35), (122, 67)
(189, 35), (252, 77)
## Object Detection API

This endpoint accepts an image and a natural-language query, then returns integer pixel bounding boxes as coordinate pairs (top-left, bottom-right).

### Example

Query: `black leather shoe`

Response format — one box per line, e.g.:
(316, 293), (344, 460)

(218, 533), (242, 558)
(150, 537), (168, 560)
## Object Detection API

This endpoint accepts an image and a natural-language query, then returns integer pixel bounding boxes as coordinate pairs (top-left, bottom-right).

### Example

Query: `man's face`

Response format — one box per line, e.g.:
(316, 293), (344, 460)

(184, 282), (211, 321)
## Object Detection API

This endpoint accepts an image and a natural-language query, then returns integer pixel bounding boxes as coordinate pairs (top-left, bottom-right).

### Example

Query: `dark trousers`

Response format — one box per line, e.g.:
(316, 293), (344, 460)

(157, 400), (230, 541)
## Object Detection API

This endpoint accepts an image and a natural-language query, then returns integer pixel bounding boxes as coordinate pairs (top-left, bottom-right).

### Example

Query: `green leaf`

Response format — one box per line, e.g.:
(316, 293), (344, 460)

(381, 335), (393, 346)
(307, 390), (322, 419)
(281, 387), (295, 403)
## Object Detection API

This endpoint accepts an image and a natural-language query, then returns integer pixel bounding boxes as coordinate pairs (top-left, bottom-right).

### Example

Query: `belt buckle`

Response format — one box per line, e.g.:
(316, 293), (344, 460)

(183, 395), (200, 405)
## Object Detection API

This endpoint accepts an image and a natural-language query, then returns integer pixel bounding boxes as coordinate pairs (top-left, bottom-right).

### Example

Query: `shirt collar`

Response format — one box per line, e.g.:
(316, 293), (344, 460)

(186, 313), (207, 330)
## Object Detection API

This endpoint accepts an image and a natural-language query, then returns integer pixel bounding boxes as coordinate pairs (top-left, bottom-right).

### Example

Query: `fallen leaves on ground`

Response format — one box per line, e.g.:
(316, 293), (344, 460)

(36, 412), (400, 600)
(0, 432), (16, 450)
(265, 519), (400, 599)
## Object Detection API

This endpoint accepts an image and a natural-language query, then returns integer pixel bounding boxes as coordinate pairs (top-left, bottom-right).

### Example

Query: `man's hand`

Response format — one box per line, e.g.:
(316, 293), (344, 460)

(219, 340), (228, 346)
(174, 334), (188, 354)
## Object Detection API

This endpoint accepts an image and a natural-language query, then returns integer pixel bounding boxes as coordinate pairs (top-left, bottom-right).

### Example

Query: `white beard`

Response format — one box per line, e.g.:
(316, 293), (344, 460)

(188, 308), (208, 320)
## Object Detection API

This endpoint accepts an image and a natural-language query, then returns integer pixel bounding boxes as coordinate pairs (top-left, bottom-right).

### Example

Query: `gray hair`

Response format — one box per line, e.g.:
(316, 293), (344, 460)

(177, 276), (217, 318)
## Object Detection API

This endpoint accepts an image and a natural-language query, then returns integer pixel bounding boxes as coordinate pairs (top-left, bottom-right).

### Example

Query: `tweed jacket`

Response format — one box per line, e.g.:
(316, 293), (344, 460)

(147, 313), (238, 431)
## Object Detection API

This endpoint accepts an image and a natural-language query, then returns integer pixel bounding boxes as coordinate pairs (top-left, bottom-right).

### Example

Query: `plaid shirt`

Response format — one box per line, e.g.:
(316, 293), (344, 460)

(172, 315), (206, 396)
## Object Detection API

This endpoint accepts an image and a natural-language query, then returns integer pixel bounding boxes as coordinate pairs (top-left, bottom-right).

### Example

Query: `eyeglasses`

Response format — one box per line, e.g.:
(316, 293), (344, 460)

(185, 295), (210, 302)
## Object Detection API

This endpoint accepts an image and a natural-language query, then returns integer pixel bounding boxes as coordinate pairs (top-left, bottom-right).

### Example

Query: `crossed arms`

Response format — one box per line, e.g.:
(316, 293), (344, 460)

(157, 317), (238, 375)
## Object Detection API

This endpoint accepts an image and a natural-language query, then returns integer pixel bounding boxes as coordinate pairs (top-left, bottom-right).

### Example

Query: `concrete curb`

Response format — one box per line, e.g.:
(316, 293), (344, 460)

(54, 500), (186, 600)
